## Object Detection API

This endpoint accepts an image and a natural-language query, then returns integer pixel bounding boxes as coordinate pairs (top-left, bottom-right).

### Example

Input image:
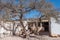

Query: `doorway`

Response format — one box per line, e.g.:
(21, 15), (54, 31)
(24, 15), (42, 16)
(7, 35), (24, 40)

(42, 22), (49, 32)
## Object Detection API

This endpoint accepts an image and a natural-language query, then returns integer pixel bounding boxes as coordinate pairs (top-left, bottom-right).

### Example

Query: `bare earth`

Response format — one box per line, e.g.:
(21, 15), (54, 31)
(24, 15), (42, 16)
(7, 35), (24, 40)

(0, 35), (60, 40)
(0, 36), (27, 40)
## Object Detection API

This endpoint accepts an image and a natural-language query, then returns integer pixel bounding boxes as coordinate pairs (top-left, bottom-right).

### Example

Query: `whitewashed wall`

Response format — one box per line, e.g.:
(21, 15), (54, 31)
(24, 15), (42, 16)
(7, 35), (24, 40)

(0, 21), (13, 38)
(23, 21), (28, 30)
(0, 21), (29, 37)
(50, 17), (60, 35)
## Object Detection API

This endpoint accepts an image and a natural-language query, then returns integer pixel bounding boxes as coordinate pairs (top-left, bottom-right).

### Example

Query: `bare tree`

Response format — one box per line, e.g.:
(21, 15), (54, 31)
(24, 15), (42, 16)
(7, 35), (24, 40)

(0, 0), (60, 37)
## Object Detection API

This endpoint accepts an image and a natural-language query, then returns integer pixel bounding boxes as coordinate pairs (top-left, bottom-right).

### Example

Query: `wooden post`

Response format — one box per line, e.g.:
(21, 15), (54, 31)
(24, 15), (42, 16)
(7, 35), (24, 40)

(40, 22), (42, 27)
(36, 21), (38, 27)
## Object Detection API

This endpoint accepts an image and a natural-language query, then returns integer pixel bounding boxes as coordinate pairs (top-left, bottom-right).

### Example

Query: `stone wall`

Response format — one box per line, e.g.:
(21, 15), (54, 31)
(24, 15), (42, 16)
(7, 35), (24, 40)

(0, 21), (28, 38)
(0, 21), (13, 38)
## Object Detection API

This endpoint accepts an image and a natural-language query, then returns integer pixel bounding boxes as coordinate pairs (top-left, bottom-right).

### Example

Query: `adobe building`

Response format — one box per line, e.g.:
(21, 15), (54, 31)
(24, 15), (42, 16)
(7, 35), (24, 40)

(25, 17), (60, 37)
(25, 18), (49, 35)
(0, 17), (60, 37)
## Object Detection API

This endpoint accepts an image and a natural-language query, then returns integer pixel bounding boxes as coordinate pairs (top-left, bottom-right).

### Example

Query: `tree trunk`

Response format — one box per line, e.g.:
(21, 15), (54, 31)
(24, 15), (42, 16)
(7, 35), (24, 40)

(19, 13), (26, 34)
(12, 22), (15, 35)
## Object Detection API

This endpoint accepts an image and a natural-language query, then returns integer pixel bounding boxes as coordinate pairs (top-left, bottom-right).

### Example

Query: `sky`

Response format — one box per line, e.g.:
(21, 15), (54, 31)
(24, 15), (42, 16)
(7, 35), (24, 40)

(1, 0), (60, 20)
(23, 0), (60, 19)
(1, 0), (60, 9)
(48, 0), (60, 8)
(11, 0), (60, 20)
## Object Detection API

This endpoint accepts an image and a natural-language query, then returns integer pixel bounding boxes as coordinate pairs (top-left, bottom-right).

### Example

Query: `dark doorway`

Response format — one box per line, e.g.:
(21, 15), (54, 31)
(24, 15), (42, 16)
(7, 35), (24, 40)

(42, 22), (49, 32)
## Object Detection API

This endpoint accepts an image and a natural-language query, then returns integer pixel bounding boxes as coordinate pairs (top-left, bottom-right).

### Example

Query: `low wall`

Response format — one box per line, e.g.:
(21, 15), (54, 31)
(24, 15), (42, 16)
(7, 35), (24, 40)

(0, 21), (28, 38)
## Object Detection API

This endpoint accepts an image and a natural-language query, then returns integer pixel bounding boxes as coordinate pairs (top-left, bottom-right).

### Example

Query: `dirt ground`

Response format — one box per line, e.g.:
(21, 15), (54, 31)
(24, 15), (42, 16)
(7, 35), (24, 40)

(0, 35), (60, 40)
(0, 36), (27, 40)
(0, 32), (60, 40)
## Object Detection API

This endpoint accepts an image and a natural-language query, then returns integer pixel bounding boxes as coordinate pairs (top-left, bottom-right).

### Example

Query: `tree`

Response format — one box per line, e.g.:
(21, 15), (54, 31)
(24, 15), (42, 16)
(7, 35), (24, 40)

(0, 0), (38, 36)
(0, 0), (60, 36)
(37, 0), (60, 20)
